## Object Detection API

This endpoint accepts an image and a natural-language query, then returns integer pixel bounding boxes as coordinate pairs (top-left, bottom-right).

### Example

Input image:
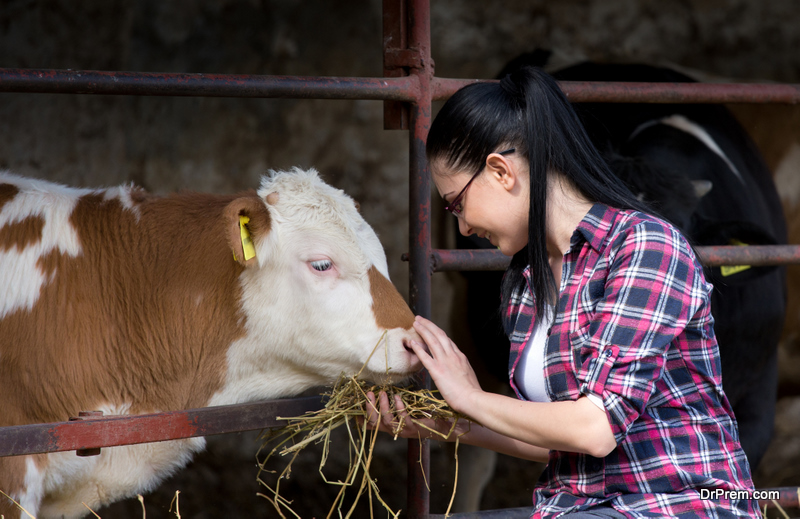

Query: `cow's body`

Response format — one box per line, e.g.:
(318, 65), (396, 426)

(458, 61), (785, 483)
(0, 168), (421, 518)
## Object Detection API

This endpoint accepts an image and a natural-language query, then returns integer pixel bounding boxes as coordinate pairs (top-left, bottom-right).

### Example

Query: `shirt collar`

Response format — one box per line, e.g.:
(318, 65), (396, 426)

(572, 202), (619, 253)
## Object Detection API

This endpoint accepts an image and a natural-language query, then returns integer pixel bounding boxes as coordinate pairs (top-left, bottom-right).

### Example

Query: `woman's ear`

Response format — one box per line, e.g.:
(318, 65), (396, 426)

(485, 152), (520, 192)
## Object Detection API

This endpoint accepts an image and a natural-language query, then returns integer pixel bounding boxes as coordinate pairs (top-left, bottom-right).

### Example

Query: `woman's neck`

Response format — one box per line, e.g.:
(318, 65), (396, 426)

(545, 174), (594, 260)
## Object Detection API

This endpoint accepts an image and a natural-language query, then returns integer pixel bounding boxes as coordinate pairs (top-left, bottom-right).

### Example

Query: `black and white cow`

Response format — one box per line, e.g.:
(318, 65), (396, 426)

(457, 59), (787, 480)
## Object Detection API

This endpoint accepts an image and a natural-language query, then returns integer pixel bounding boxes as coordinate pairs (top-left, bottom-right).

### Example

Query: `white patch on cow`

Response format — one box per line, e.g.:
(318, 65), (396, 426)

(16, 457), (44, 518)
(0, 174), (143, 319)
(774, 142), (800, 207)
(0, 172), (86, 319)
(209, 168), (414, 406)
(38, 403), (205, 519)
(103, 184), (141, 219)
(629, 115), (745, 185)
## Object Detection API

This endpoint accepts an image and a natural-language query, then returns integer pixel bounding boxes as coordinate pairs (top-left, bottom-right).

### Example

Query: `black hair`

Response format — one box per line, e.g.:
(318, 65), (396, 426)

(426, 66), (652, 326)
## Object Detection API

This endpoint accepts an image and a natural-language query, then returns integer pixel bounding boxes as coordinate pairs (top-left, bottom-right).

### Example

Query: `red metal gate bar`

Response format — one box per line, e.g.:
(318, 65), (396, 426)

(429, 508), (534, 519)
(383, 0), (411, 130)
(0, 68), (421, 101)
(697, 244), (800, 266)
(418, 245), (800, 272)
(4, 69), (799, 106)
(759, 487), (800, 509)
(405, 0), (433, 516)
(0, 396), (323, 458)
(433, 78), (800, 104)
(429, 488), (800, 519)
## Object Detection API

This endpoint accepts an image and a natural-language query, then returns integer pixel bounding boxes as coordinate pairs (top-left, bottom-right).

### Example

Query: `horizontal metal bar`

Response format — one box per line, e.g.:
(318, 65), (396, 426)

(402, 245), (800, 272)
(4, 70), (798, 105)
(697, 244), (800, 266)
(433, 77), (800, 104)
(758, 487), (800, 509)
(0, 396), (323, 457)
(0, 68), (420, 101)
(428, 488), (798, 518)
(429, 249), (510, 272)
(428, 507), (533, 519)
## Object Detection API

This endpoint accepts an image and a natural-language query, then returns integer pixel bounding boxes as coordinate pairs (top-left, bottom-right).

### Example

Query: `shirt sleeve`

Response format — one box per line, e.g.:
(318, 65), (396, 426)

(574, 219), (712, 444)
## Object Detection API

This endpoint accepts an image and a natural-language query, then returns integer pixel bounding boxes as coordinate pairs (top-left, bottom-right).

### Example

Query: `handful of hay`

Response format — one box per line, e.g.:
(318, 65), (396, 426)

(256, 373), (472, 519)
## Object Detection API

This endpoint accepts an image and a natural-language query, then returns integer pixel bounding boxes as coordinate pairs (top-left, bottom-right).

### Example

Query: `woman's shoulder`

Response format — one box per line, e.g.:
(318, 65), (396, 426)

(599, 205), (697, 260)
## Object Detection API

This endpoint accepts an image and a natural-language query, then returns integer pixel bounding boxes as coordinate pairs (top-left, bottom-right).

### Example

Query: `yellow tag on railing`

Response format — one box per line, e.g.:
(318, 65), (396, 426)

(720, 239), (750, 277)
(239, 215), (256, 261)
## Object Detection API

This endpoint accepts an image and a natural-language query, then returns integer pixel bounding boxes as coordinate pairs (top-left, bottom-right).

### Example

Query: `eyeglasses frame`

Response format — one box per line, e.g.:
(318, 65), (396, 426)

(443, 147), (516, 217)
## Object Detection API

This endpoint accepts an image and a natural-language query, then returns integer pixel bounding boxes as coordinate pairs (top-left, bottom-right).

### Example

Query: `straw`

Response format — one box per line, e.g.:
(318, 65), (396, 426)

(256, 372), (472, 518)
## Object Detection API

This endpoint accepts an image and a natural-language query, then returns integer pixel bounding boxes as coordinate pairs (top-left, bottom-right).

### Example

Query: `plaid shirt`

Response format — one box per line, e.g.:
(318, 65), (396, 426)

(506, 204), (759, 518)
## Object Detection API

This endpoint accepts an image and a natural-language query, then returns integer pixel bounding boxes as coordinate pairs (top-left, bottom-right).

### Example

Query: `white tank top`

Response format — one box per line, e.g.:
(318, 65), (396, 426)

(513, 305), (606, 411)
(514, 306), (553, 402)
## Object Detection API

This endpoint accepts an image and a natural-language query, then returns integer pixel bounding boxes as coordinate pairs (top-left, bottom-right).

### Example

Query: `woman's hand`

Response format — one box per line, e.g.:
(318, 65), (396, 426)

(407, 316), (483, 415)
(364, 390), (462, 441)
(363, 316), (483, 442)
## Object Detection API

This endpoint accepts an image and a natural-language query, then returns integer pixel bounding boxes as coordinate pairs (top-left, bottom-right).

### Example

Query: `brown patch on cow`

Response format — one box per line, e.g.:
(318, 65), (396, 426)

(0, 183), (19, 212)
(0, 187), (257, 432)
(0, 215), (45, 252)
(0, 455), (27, 519)
(128, 185), (154, 206)
(368, 266), (415, 330)
(224, 193), (270, 268)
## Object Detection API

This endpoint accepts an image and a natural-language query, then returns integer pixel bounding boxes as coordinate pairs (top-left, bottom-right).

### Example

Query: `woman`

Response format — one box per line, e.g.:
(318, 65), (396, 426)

(367, 66), (759, 518)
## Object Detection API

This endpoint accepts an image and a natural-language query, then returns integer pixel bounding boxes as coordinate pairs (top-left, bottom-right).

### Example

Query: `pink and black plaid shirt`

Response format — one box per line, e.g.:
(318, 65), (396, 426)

(506, 204), (759, 518)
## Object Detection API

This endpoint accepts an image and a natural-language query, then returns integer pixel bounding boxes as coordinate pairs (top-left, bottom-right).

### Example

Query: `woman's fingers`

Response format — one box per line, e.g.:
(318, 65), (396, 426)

(365, 391), (380, 428)
(365, 391), (410, 434)
(365, 390), (458, 441)
(413, 316), (459, 356)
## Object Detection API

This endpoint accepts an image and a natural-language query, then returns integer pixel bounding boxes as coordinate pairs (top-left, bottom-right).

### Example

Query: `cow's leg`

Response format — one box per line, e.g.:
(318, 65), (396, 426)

(733, 351), (778, 471)
(0, 456), (39, 519)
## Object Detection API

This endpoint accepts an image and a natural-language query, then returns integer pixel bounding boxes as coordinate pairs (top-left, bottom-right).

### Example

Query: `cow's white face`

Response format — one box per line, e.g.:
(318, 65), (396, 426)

(211, 168), (422, 404)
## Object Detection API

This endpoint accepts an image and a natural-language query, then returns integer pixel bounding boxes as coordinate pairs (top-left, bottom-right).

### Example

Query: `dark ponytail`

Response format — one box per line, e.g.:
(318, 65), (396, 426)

(427, 66), (651, 328)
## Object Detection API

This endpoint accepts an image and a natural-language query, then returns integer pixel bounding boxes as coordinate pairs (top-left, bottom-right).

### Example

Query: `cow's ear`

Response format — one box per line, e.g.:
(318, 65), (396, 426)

(224, 195), (271, 268)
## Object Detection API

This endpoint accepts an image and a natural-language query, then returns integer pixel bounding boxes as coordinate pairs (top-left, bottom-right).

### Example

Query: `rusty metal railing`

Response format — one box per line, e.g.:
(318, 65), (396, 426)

(404, 245), (800, 273)
(0, 397), (323, 458)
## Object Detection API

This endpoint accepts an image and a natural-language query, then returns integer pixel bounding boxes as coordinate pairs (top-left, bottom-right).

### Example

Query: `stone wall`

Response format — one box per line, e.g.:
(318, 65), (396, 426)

(2, 0), (800, 517)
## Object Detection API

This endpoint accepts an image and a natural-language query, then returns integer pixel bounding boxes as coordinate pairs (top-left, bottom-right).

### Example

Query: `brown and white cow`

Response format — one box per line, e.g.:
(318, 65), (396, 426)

(0, 167), (422, 519)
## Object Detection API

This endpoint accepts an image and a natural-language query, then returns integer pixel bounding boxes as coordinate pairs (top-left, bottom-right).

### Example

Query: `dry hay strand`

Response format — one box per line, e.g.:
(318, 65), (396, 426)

(256, 360), (473, 518)
(0, 490), (183, 519)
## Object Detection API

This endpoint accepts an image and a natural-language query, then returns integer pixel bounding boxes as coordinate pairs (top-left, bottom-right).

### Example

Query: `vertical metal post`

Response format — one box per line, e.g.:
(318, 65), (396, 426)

(383, 0), (410, 130)
(406, 0), (433, 516)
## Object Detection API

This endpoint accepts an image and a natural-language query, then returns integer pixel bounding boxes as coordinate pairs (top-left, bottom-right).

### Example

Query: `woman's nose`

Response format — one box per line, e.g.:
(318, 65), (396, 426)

(457, 217), (472, 237)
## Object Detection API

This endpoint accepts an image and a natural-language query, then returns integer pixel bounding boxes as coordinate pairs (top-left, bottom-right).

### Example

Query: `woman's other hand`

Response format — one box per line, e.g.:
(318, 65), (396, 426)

(408, 315), (483, 415)
(364, 390), (463, 441)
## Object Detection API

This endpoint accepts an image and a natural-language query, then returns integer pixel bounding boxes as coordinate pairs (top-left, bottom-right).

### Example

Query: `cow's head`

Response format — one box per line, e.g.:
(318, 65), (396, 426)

(216, 168), (422, 401)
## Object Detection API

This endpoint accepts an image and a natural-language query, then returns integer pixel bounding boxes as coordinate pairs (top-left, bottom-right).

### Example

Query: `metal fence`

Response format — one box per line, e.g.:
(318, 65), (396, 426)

(2, 0), (800, 517)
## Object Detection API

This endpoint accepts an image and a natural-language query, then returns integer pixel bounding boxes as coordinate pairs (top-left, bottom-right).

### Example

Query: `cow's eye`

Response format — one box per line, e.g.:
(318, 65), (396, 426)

(310, 259), (333, 272)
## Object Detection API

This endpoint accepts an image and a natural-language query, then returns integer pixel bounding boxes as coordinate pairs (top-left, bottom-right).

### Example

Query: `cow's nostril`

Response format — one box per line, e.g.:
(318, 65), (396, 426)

(403, 339), (413, 353)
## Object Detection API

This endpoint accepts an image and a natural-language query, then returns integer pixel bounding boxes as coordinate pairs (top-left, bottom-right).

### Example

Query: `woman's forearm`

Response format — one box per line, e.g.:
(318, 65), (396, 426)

(454, 420), (551, 462)
(461, 391), (617, 459)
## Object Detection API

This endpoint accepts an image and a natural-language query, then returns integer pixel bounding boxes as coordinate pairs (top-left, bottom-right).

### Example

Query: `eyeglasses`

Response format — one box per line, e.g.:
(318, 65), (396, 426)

(444, 148), (515, 217)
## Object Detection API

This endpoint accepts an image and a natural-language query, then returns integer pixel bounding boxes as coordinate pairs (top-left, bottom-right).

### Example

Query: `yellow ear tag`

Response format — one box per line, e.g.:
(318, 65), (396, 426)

(239, 215), (256, 261)
(720, 239), (750, 277)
